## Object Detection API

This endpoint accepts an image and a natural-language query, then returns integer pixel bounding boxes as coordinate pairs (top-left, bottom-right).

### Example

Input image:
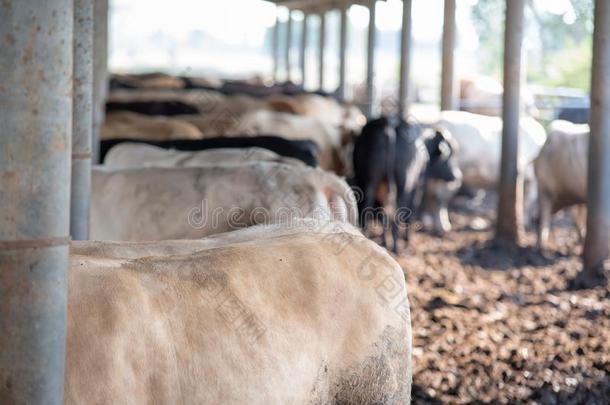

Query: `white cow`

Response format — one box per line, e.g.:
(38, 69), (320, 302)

(436, 111), (547, 224)
(66, 221), (412, 404)
(90, 163), (357, 241)
(534, 120), (589, 248)
(104, 143), (303, 169)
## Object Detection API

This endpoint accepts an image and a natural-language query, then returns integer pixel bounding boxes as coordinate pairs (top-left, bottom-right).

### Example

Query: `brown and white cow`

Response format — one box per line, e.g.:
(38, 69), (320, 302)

(227, 110), (348, 174)
(66, 221), (412, 404)
(102, 111), (203, 141)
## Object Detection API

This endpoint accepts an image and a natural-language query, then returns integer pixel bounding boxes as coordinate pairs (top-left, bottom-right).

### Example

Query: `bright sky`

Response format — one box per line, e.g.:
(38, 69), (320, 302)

(109, 0), (579, 85)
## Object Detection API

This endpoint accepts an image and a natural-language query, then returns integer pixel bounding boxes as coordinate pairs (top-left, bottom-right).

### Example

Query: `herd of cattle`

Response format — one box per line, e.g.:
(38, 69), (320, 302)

(65, 72), (591, 403)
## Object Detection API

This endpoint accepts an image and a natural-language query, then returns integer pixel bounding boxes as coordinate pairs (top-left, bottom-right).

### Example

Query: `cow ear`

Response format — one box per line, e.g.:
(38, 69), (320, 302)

(438, 140), (451, 159)
(435, 127), (458, 152)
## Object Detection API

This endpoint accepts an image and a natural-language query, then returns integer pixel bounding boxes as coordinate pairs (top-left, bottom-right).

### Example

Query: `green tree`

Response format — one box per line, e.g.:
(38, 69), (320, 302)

(470, 0), (594, 90)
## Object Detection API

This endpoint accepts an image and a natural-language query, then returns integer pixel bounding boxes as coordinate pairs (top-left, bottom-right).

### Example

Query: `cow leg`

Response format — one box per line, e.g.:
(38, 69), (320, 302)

(380, 209), (391, 249)
(572, 204), (587, 242)
(361, 184), (377, 239)
(537, 192), (553, 250)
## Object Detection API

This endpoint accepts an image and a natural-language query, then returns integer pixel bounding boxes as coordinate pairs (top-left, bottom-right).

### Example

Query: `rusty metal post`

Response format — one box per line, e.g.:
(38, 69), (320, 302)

(300, 13), (308, 86)
(440, 0), (457, 111)
(496, 0), (525, 246)
(71, 0), (94, 240)
(0, 1), (73, 403)
(337, 4), (348, 101)
(92, 0), (108, 163)
(285, 10), (293, 82)
(398, 0), (413, 118)
(319, 11), (327, 91)
(366, 0), (377, 117)
(582, 0), (610, 280)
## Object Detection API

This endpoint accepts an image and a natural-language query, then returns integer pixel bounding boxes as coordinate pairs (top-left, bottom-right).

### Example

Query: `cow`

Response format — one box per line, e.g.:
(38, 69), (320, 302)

(227, 110), (349, 174)
(109, 72), (186, 90)
(352, 117), (462, 252)
(534, 120), (589, 248)
(66, 220), (412, 404)
(98, 136), (320, 168)
(435, 110), (547, 226)
(104, 143), (304, 169)
(419, 129), (464, 235)
(101, 111), (203, 141)
(106, 100), (200, 116)
(266, 93), (366, 138)
(90, 163), (357, 240)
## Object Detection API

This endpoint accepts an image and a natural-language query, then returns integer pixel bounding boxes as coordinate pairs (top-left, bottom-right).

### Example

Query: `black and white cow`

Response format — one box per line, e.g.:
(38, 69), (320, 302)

(352, 116), (462, 252)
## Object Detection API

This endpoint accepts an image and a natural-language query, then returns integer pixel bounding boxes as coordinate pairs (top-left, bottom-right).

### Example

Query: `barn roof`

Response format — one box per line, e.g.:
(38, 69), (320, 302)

(264, 0), (385, 13)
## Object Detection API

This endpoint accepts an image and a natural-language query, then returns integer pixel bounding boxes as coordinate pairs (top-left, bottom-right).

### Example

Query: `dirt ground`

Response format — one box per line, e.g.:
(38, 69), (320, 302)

(394, 194), (610, 404)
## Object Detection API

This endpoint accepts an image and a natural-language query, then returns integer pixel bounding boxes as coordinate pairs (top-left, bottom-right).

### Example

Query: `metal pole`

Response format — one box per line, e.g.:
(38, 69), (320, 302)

(440, 0), (457, 111)
(496, 0), (525, 246)
(582, 0), (610, 280)
(92, 0), (108, 164)
(0, 1), (72, 403)
(300, 13), (308, 86)
(71, 0), (94, 240)
(398, 0), (413, 118)
(366, 0), (377, 117)
(285, 10), (293, 83)
(319, 11), (327, 91)
(338, 5), (349, 101)
(273, 12), (280, 82)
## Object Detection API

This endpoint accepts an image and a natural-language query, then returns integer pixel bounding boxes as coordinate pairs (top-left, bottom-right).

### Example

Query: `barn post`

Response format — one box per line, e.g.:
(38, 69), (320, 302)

(440, 0), (457, 111)
(0, 1), (73, 403)
(496, 0), (525, 246)
(337, 3), (349, 101)
(398, 0), (413, 119)
(300, 12), (308, 86)
(71, 0), (95, 240)
(318, 10), (327, 91)
(285, 10), (293, 82)
(92, 0), (108, 163)
(365, 0), (377, 117)
(273, 11), (281, 82)
(582, 0), (610, 285)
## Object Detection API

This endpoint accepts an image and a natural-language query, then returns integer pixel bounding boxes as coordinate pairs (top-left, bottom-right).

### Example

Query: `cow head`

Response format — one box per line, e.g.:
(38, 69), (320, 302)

(424, 128), (462, 184)
(420, 128), (463, 235)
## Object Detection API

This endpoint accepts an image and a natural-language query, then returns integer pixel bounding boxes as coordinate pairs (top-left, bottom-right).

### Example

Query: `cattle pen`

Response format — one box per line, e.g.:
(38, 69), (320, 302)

(0, 0), (609, 404)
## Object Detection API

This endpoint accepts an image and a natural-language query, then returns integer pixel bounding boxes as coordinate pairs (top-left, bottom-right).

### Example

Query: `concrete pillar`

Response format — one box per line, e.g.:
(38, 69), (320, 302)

(496, 0), (525, 246)
(71, 0), (94, 240)
(319, 11), (327, 91)
(440, 0), (457, 111)
(285, 10), (293, 82)
(300, 13), (308, 86)
(0, 1), (73, 403)
(92, 0), (108, 163)
(398, 0), (413, 118)
(366, 1), (377, 117)
(338, 5), (349, 101)
(273, 13), (280, 82)
(582, 0), (610, 281)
